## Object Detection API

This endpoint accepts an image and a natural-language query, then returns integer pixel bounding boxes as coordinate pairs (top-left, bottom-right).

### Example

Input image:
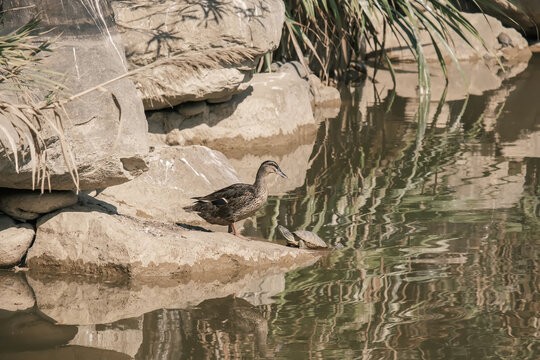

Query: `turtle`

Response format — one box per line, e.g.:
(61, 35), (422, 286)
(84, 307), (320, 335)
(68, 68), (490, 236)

(277, 225), (328, 249)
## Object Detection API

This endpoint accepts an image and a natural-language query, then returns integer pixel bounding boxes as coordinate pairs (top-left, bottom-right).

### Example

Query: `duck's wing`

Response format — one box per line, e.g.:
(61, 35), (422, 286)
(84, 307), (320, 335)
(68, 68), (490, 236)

(193, 183), (255, 206)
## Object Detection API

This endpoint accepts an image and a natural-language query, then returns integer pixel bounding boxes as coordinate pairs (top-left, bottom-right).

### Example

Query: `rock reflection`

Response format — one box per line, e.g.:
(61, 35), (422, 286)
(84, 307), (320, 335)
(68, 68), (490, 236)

(136, 296), (270, 359)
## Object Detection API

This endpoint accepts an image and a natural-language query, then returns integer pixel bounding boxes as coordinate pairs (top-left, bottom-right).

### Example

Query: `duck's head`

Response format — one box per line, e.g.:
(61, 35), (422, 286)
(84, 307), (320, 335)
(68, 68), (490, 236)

(257, 160), (287, 179)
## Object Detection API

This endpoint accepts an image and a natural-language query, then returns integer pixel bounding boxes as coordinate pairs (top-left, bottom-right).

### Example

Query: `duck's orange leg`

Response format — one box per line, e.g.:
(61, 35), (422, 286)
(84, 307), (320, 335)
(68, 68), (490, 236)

(230, 223), (249, 240)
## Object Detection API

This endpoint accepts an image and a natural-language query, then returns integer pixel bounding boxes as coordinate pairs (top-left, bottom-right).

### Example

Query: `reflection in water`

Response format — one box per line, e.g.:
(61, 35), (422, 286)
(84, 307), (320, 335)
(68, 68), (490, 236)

(1, 55), (540, 359)
(136, 296), (270, 359)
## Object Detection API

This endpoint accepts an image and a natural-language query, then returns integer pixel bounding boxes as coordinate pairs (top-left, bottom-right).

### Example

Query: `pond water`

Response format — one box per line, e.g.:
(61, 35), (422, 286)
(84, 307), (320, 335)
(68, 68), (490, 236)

(1, 56), (539, 359)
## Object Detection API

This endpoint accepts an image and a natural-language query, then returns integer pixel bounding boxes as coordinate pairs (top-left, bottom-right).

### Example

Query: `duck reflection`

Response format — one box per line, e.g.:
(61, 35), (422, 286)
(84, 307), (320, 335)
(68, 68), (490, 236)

(136, 295), (270, 359)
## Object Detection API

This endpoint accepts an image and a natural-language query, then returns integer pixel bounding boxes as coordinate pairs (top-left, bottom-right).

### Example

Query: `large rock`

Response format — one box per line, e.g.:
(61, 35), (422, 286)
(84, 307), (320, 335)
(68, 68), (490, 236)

(0, 1), (149, 190)
(0, 215), (34, 267)
(150, 72), (316, 153)
(26, 205), (318, 279)
(0, 272), (35, 311)
(113, 0), (285, 110)
(368, 12), (531, 63)
(88, 145), (241, 225)
(0, 189), (78, 220)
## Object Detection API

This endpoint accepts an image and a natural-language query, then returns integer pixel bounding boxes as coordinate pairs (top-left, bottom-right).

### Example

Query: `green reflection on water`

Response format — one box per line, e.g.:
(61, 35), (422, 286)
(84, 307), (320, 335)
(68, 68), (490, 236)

(252, 59), (540, 359)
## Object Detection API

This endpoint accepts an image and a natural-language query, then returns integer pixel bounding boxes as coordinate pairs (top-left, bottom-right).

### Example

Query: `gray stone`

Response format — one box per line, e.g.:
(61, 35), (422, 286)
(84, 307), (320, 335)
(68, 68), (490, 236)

(26, 205), (319, 280)
(0, 3), (149, 191)
(113, 0), (286, 110)
(89, 145), (240, 225)
(0, 215), (34, 267)
(0, 189), (78, 220)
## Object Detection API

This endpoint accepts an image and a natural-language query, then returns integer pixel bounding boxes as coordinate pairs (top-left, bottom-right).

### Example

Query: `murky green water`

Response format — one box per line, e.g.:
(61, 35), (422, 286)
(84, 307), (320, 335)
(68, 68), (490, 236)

(2, 56), (539, 359)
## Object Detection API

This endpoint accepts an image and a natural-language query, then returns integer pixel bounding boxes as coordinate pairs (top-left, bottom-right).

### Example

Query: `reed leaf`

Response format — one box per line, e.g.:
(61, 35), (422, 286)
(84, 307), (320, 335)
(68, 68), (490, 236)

(279, 0), (501, 91)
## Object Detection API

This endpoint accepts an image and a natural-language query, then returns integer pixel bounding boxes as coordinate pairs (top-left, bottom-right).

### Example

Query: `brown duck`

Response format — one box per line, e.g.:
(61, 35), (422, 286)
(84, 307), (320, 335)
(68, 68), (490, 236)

(183, 160), (287, 237)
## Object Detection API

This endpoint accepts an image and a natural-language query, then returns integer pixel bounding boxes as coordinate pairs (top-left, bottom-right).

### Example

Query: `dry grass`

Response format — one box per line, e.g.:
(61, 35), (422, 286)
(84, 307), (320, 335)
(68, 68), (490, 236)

(1, 18), (259, 192)
(131, 46), (260, 106)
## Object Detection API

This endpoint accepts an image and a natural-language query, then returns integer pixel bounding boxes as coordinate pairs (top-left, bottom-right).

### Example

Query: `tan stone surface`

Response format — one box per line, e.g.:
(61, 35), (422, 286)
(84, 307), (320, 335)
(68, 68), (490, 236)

(113, 0), (285, 110)
(89, 145), (241, 225)
(0, 189), (78, 220)
(151, 72), (315, 152)
(27, 205), (319, 279)
(0, 272), (35, 311)
(0, 216), (34, 267)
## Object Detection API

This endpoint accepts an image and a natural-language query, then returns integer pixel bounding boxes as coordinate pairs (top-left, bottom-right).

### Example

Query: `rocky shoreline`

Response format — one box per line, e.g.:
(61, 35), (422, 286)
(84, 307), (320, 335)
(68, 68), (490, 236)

(0, 0), (537, 281)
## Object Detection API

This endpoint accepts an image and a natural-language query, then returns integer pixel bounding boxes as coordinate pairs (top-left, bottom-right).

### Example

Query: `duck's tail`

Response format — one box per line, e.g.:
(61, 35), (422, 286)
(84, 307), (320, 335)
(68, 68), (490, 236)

(183, 204), (195, 212)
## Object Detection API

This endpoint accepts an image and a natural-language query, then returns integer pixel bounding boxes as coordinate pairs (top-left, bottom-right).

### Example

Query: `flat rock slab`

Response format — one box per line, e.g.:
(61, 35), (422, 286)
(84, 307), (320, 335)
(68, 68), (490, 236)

(151, 72), (315, 153)
(27, 205), (318, 280)
(89, 145), (241, 225)
(0, 189), (78, 220)
(0, 216), (35, 267)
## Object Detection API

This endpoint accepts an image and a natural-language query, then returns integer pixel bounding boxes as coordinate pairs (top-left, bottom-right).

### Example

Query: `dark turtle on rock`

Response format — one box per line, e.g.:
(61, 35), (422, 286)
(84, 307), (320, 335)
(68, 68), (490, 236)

(277, 225), (328, 249)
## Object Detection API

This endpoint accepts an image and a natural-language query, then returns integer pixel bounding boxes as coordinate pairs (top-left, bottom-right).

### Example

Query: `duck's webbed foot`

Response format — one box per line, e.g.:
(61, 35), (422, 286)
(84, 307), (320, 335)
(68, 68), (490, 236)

(230, 222), (250, 240)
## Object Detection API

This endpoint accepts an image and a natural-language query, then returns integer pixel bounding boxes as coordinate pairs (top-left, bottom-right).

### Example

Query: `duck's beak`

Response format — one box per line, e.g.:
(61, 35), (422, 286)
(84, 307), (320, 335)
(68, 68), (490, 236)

(277, 168), (288, 178)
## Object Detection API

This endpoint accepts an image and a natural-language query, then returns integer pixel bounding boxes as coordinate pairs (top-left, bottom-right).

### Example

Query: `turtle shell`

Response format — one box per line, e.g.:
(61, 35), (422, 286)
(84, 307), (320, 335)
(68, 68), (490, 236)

(277, 225), (299, 247)
(292, 230), (327, 249)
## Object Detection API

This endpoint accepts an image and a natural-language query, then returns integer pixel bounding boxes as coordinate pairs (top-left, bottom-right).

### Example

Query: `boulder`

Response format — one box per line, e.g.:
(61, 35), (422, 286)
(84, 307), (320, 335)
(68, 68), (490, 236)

(88, 145), (241, 224)
(0, 215), (34, 267)
(368, 12), (531, 63)
(149, 72), (315, 153)
(0, 189), (78, 220)
(26, 205), (318, 279)
(0, 272), (35, 311)
(0, 1), (149, 191)
(112, 0), (286, 110)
